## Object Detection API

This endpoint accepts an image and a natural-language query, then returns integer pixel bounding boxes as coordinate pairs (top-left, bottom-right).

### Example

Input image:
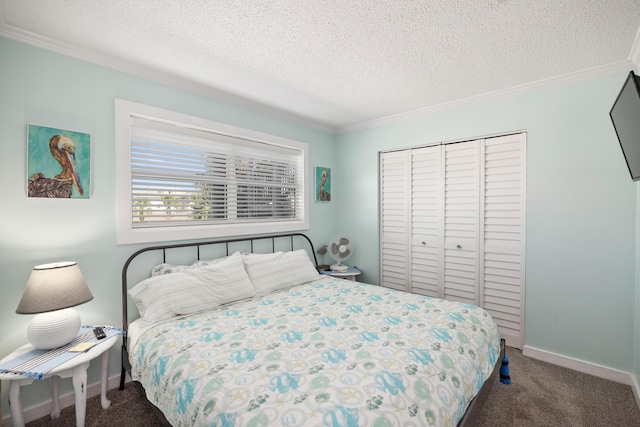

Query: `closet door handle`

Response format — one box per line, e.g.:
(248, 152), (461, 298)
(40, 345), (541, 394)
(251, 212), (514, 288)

(456, 244), (462, 249)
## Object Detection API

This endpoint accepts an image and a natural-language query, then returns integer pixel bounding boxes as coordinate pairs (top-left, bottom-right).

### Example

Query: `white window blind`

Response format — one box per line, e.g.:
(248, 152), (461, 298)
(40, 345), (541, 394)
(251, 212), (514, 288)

(115, 99), (308, 244)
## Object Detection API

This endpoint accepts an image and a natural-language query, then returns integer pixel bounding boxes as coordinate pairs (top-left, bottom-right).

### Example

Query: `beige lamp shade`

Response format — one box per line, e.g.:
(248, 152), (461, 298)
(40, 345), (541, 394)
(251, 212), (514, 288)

(16, 261), (93, 349)
(16, 261), (93, 314)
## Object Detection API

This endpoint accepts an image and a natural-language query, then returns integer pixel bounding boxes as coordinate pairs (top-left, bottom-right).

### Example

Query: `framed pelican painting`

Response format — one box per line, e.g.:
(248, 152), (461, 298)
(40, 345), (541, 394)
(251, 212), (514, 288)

(27, 124), (90, 199)
(315, 166), (331, 202)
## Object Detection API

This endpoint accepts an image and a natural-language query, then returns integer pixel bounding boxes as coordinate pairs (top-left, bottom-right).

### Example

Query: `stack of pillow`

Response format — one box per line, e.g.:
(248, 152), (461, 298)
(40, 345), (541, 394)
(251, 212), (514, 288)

(129, 250), (321, 323)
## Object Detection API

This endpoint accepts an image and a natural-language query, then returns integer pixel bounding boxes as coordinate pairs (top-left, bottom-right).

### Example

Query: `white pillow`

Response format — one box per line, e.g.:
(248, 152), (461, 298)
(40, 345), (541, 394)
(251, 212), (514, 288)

(242, 249), (321, 296)
(192, 253), (235, 269)
(151, 252), (236, 276)
(151, 252), (235, 276)
(130, 252), (255, 323)
(151, 262), (192, 276)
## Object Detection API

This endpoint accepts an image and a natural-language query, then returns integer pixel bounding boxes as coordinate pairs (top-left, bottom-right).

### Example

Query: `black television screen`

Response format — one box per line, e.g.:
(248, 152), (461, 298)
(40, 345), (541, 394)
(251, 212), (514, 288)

(610, 71), (640, 181)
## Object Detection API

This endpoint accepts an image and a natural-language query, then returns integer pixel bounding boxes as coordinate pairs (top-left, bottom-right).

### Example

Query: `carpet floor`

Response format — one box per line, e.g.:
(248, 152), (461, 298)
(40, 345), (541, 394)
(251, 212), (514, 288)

(23, 347), (640, 426)
(477, 348), (640, 427)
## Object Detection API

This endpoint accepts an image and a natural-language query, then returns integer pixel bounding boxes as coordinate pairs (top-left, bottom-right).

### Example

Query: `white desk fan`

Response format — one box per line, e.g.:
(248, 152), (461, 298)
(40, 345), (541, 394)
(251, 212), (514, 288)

(328, 235), (353, 272)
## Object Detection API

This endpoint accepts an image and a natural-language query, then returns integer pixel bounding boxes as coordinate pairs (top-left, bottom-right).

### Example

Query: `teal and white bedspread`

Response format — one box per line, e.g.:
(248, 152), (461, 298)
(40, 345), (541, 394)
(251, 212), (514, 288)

(129, 277), (500, 427)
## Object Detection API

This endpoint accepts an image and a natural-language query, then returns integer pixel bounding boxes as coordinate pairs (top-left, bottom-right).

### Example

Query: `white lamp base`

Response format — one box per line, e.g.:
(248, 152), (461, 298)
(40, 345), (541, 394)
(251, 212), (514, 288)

(28, 308), (81, 349)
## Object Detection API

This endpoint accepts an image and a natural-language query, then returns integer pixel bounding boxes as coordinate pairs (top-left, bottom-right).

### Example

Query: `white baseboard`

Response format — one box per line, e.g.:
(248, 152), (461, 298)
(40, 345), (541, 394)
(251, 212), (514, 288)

(522, 345), (634, 385)
(2, 374), (129, 427)
(633, 373), (640, 412)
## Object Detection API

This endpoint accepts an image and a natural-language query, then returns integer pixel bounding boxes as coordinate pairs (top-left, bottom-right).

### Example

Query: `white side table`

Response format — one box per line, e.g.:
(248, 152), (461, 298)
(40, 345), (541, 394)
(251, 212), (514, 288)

(0, 334), (118, 427)
(320, 266), (362, 281)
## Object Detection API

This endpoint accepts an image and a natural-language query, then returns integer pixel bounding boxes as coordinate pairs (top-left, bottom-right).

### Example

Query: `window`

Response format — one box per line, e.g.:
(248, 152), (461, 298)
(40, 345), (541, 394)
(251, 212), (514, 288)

(115, 99), (308, 244)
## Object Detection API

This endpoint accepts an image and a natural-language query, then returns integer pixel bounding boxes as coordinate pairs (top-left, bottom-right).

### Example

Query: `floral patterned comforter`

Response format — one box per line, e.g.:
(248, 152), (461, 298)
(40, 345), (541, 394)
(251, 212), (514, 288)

(130, 277), (500, 426)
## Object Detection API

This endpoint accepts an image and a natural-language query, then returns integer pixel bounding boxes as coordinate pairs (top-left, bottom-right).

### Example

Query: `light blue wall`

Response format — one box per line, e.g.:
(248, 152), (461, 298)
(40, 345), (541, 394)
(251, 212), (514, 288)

(336, 72), (638, 372)
(0, 37), (337, 412)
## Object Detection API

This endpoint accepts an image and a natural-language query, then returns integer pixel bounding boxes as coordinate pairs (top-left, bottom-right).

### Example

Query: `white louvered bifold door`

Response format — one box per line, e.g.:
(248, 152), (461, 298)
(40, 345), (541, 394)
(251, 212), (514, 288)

(379, 133), (526, 348)
(482, 133), (526, 348)
(380, 151), (411, 292)
(443, 141), (481, 305)
(410, 145), (443, 297)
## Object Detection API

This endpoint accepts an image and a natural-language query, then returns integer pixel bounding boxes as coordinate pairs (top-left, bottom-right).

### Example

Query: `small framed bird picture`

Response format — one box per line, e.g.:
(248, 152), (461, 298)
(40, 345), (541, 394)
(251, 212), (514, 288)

(27, 124), (90, 199)
(315, 166), (331, 202)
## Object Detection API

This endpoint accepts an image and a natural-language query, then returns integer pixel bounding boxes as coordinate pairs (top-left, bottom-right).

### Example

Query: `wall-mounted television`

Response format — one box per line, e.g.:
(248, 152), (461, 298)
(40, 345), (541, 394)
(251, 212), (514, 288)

(610, 71), (640, 181)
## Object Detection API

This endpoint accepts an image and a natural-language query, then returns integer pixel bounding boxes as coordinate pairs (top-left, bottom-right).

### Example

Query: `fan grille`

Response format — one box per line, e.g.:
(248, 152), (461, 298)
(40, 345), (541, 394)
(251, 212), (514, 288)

(329, 235), (353, 261)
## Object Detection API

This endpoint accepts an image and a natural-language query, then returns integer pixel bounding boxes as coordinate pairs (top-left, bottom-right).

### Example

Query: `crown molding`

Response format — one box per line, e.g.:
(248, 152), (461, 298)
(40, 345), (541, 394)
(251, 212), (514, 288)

(0, 22), (337, 134)
(338, 60), (635, 134)
(2, 17), (636, 137)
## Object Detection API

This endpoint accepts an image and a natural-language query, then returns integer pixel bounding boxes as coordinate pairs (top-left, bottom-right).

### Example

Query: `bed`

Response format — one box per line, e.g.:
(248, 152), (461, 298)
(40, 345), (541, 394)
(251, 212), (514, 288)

(120, 233), (501, 426)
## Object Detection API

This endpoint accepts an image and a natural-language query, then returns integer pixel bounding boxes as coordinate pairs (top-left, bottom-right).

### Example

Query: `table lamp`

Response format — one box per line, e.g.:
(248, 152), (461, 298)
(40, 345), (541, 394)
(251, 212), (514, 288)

(16, 261), (94, 350)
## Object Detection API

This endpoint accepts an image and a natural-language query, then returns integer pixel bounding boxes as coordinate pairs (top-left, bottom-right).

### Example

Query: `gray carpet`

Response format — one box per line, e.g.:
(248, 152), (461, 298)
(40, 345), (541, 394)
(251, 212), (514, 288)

(477, 348), (640, 427)
(25, 348), (640, 426)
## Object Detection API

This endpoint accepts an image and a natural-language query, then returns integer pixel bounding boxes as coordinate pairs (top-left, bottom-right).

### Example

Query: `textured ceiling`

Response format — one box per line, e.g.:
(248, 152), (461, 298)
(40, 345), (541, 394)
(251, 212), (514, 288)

(2, 0), (640, 132)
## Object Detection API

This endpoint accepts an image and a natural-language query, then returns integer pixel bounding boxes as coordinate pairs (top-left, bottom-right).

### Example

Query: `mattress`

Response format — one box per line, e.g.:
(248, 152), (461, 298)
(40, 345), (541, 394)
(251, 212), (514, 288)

(129, 276), (500, 426)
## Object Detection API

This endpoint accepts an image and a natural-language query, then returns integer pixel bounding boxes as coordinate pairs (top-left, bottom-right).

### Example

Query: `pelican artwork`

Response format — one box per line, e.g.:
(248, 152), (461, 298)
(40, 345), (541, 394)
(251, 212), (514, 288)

(28, 134), (85, 198)
(317, 168), (331, 201)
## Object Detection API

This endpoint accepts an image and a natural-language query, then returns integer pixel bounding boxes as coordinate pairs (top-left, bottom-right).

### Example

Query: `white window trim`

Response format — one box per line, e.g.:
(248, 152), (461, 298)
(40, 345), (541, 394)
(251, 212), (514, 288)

(115, 99), (309, 245)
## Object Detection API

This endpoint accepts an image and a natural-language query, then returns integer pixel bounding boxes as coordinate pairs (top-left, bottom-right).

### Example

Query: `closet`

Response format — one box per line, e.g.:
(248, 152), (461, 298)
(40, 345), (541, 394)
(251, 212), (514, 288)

(380, 133), (525, 348)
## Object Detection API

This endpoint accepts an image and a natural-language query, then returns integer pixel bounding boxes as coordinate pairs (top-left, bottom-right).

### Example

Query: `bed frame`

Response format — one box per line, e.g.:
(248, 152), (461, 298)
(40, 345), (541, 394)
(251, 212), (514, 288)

(119, 232), (500, 426)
